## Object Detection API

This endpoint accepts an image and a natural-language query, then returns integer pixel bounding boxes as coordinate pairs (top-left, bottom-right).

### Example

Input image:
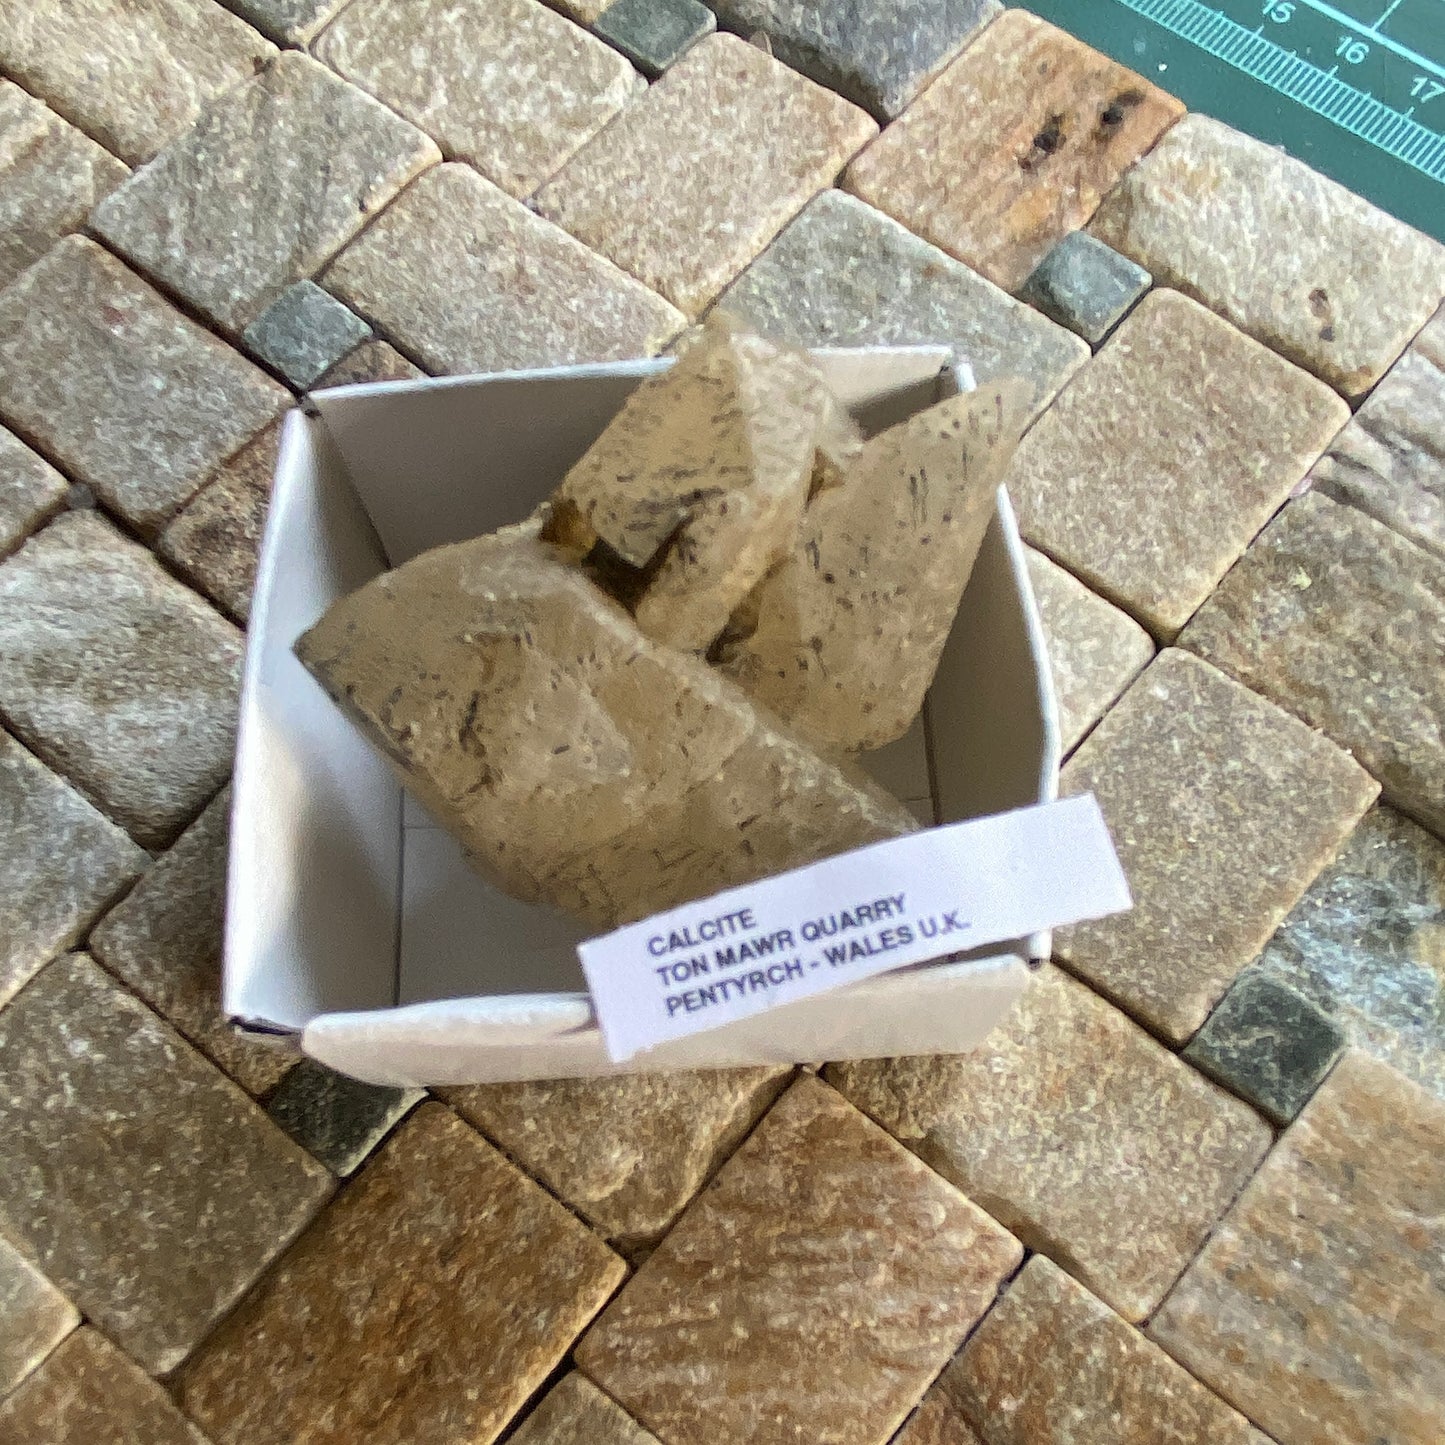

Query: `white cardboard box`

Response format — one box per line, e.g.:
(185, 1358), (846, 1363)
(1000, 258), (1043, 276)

(224, 348), (1061, 1086)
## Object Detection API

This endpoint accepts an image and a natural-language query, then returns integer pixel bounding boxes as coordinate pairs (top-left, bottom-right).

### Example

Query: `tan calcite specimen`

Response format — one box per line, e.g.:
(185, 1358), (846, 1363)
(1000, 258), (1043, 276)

(296, 525), (914, 929)
(716, 381), (1028, 752)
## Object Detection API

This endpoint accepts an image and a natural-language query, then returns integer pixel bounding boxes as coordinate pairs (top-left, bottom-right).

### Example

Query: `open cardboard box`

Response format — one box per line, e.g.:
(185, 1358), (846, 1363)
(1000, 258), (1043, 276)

(224, 347), (1061, 1086)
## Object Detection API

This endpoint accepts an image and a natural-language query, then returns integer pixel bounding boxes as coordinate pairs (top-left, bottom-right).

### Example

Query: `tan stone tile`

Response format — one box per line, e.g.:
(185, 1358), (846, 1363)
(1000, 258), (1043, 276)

(1091, 114), (1445, 399)
(1182, 492), (1445, 838)
(0, 0), (274, 165)
(829, 967), (1270, 1322)
(0, 955), (332, 1375)
(177, 1103), (625, 1445)
(1150, 1051), (1445, 1445)
(512, 1373), (660, 1445)
(1056, 650), (1377, 1042)
(893, 1396), (986, 1445)
(326, 163), (683, 374)
(222, 0), (352, 46)
(310, 337), (425, 389)
(577, 1075), (1022, 1445)
(535, 32), (876, 315)
(316, 0), (640, 198)
(0, 1235), (78, 1401)
(0, 1329), (208, 1445)
(444, 1066), (791, 1250)
(93, 53), (440, 333)
(0, 427), (65, 559)
(553, 0), (617, 20)
(846, 12), (1182, 292)
(1006, 290), (1349, 637)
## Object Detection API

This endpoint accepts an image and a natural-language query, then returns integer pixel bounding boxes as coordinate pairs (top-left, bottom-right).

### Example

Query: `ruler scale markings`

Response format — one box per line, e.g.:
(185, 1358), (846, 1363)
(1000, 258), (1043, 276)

(1292, 0), (1445, 81)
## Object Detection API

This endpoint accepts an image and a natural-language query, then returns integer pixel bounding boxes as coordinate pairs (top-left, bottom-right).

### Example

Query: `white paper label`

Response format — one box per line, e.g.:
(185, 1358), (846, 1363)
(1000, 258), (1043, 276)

(579, 793), (1132, 1063)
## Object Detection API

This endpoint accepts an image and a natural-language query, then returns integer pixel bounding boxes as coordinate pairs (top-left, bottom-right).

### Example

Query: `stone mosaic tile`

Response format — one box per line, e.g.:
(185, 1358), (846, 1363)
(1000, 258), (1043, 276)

(511, 1372), (661, 1445)
(1025, 547), (1153, 755)
(0, 1329), (208, 1445)
(445, 1066), (791, 1250)
(1184, 970), (1345, 1126)
(317, 0), (640, 199)
(0, 427), (64, 562)
(93, 53), (440, 333)
(0, 82), (127, 292)
(241, 281), (370, 390)
(326, 163), (683, 374)
(219, 0), (352, 45)
(555, 0), (618, 20)
(265, 1058), (422, 1177)
(1007, 289), (1349, 637)
(0, 0), (275, 166)
(894, 1397), (987, 1445)
(846, 12), (1182, 293)
(1017, 229), (1150, 346)
(897, 1256), (1267, 1445)
(1182, 492), (1445, 837)
(535, 33), (877, 315)
(0, 511), (244, 847)
(0, 954), (332, 1375)
(158, 420), (281, 625)
(89, 788), (290, 1097)
(577, 1075), (1022, 1445)
(1249, 804), (1445, 1099)
(829, 965), (1269, 1323)
(0, 237), (287, 535)
(594, 0), (715, 79)
(1151, 1050), (1445, 1445)
(311, 337), (426, 389)
(1308, 304), (1444, 560)
(716, 189), (1087, 419)
(0, 730), (145, 1012)
(1057, 649), (1377, 1043)
(177, 1103), (625, 1445)
(0, 1234), (78, 1401)
(708, 0), (1000, 119)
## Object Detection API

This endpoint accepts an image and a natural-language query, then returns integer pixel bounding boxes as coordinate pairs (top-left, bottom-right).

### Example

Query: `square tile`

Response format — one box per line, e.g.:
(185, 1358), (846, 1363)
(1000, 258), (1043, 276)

(176, 1104), (625, 1445)
(0, 511), (244, 846)
(316, 0), (640, 198)
(325, 163), (683, 373)
(829, 965), (1271, 1323)
(1151, 1051), (1445, 1445)
(1006, 289), (1349, 637)
(577, 1075), (1022, 1445)
(265, 1058), (421, 1176)
(241, 281), (370, 389)
(0, 237), (287, 534)
(594, 0), (715, 79)
(0, 954), (332, 1374)
(511, 1372), (661, 1444)
(846, 11), (1182, 292)
(1017, 229), (1150, 345)
(1057, 649), (1377, 1042)
(220, 0), (353, 45)
(534, 32), (877, 315)
(1182, 491), (1445, 836)
(0, 427), (64, 561)
(310, 337), (426, 389)
(93, 52), (440, 332)
(0, 1235), (78, 1400)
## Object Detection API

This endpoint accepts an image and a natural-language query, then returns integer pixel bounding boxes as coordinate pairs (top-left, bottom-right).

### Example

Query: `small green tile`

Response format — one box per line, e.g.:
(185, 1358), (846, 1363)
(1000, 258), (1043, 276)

(595, 0), (715, 78)
(266, 1058), (421, 1176)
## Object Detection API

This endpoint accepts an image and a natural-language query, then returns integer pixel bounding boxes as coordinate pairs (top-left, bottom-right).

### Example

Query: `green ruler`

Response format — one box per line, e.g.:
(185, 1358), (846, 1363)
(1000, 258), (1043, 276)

(1025, 0), (1445, 241)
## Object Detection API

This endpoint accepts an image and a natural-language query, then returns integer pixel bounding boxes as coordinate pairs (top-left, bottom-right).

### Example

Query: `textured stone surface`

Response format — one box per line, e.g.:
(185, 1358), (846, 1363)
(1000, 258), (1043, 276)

(1017, 229), (1150, 345)
(0, 731), (145, 1011)
(1182, 492), (1445, 836)
(266, 1058), (422, 1177)
(1025, 547), (1153, 754)
(241, 281), (370, 389)
(0, 81), (127, 291)
(0, 1329), (208, 1445)
(535, 33), (877, 315)
(510, 1373), (662, 1445)
(1184, 971), (1345, 1125)
(1007, 289), (1349, 636)
(445, 1067), (790, 1249)
(594, 0), (715, 79)
(1057, 649), (1377, 1042)
(1151, 1051), (1445, 1445)
(93, 53), (440, 333)
(847, 12), (1182, 293)
(176, 1103), (625, 1445)
(219, 0), (352, 44)
(159, 420), (280, 625)
(0, 511), (244, 847)
(0, 0), (274, 165)
(830, 966), (1270, 1322)
(0, 237), (287, 534)
(708, 0), (1000, 118)
(89, 788), (291, 1097)
(0, 954), (332, 1375)
(317, 0), (639, 198)
(1308, 305), (1444, 559)
(554, 0), (618, 19)
(578, 1075), (1022, 1445)
(0, 428), (65, 559)
(327, 164), (683, 374)
(311, 337), (426, 390)
(0, 1234), (78, 1400)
